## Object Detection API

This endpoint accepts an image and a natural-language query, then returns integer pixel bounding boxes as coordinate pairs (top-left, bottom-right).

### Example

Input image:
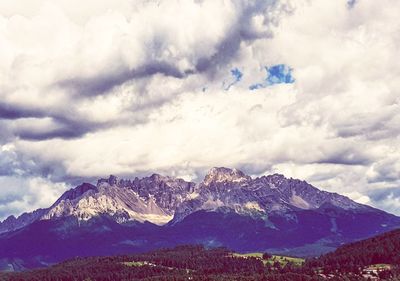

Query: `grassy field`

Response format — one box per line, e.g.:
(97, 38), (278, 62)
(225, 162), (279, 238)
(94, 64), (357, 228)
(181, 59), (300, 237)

(233, 252), (304, 266)
(122, 261), (146, 267)
(123, 252), (305, 269)
(366, 264), (391, 270)
(122, 251), (304, 272)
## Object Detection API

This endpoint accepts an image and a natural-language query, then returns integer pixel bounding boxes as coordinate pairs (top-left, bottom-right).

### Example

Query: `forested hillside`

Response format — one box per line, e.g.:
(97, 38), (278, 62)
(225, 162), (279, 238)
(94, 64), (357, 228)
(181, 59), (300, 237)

(2, 235), (400, 281)
(0, 245), (314, 281)
(306, 228), (400, 276)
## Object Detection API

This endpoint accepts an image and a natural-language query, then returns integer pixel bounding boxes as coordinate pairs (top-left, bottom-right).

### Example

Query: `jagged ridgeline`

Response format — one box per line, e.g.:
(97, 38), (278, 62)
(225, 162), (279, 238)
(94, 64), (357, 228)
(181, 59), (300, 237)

(0, 167), (399, 270)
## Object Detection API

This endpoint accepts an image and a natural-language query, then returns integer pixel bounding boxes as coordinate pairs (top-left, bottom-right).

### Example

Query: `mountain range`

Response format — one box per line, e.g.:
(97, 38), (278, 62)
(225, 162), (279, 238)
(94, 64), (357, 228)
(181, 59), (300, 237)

(1, 167), (399, 271)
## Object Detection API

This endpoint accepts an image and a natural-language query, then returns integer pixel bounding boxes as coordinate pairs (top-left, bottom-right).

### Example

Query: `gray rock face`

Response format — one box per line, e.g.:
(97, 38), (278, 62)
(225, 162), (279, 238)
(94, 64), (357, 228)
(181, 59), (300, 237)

(0, 208), (46, 234)
(171, 168), (368, 223)
(0, 167), (375, 233)
(0, 173), (196, 232)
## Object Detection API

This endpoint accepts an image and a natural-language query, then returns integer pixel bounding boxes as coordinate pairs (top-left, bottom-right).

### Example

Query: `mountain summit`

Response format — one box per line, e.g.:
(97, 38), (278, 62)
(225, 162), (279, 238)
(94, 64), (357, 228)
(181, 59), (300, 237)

(0, 167), (366, 232)
(0, 167), (399, 270)
(203, 167), (251, 185)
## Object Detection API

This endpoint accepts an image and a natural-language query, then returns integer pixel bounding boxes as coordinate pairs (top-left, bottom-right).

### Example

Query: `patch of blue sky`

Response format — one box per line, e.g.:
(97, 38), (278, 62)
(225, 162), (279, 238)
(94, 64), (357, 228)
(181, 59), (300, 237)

(249, 64), (294, 90)
(224, 68), (243, 90)
(249, 83), (264, 90)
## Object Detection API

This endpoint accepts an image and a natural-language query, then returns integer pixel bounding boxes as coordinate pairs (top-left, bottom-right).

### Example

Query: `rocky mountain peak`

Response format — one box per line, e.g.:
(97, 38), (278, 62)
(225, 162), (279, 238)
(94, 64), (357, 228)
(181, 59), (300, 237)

(0, 168), (375, 235)
(147, 173), (178, 185)
(97, 175), (118, 186)
(203, 167), (251, 185)
(57, 182), (97, 203)
(262, 173), (287, 186)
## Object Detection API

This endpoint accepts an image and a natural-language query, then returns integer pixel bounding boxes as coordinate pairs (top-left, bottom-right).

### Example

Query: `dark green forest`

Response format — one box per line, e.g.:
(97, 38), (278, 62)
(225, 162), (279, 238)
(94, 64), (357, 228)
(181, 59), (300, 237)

(1, 229), (400, 281)
(306, 228), (400, 277)
(0, 245), (314, 281)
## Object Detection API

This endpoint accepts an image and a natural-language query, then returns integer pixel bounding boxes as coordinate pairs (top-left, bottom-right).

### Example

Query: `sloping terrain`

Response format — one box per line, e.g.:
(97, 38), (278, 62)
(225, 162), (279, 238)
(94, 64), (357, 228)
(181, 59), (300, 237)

(0, 167), (399, 270)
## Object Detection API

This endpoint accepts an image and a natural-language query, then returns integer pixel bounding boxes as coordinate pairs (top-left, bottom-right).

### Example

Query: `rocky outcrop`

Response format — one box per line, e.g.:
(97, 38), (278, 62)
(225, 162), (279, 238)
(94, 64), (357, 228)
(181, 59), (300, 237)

(0, 167), (388, 232)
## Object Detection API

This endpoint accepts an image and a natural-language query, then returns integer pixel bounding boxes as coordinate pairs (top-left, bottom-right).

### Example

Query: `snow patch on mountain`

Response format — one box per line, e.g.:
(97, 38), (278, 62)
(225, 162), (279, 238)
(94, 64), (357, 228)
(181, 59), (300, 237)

(202, 198), (225, 210)
(187, 192), (200, 200)
(244, 201), (263, 212)
(290, 193), (311, 209)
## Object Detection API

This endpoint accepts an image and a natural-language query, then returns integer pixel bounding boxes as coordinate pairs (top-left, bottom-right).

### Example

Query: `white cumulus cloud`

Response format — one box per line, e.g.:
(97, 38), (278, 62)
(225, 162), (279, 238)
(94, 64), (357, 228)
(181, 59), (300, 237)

(1, 0), (400, 219)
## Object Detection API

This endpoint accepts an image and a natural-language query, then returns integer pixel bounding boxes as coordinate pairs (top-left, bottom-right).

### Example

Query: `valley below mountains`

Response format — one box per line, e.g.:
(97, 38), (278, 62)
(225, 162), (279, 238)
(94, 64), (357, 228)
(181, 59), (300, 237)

(1, 167), (399, 271)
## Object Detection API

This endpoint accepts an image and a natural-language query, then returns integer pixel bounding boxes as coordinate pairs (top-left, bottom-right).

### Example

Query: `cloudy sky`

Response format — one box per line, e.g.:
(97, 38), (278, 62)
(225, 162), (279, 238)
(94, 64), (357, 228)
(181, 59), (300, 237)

(1, 0), (400, 220)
